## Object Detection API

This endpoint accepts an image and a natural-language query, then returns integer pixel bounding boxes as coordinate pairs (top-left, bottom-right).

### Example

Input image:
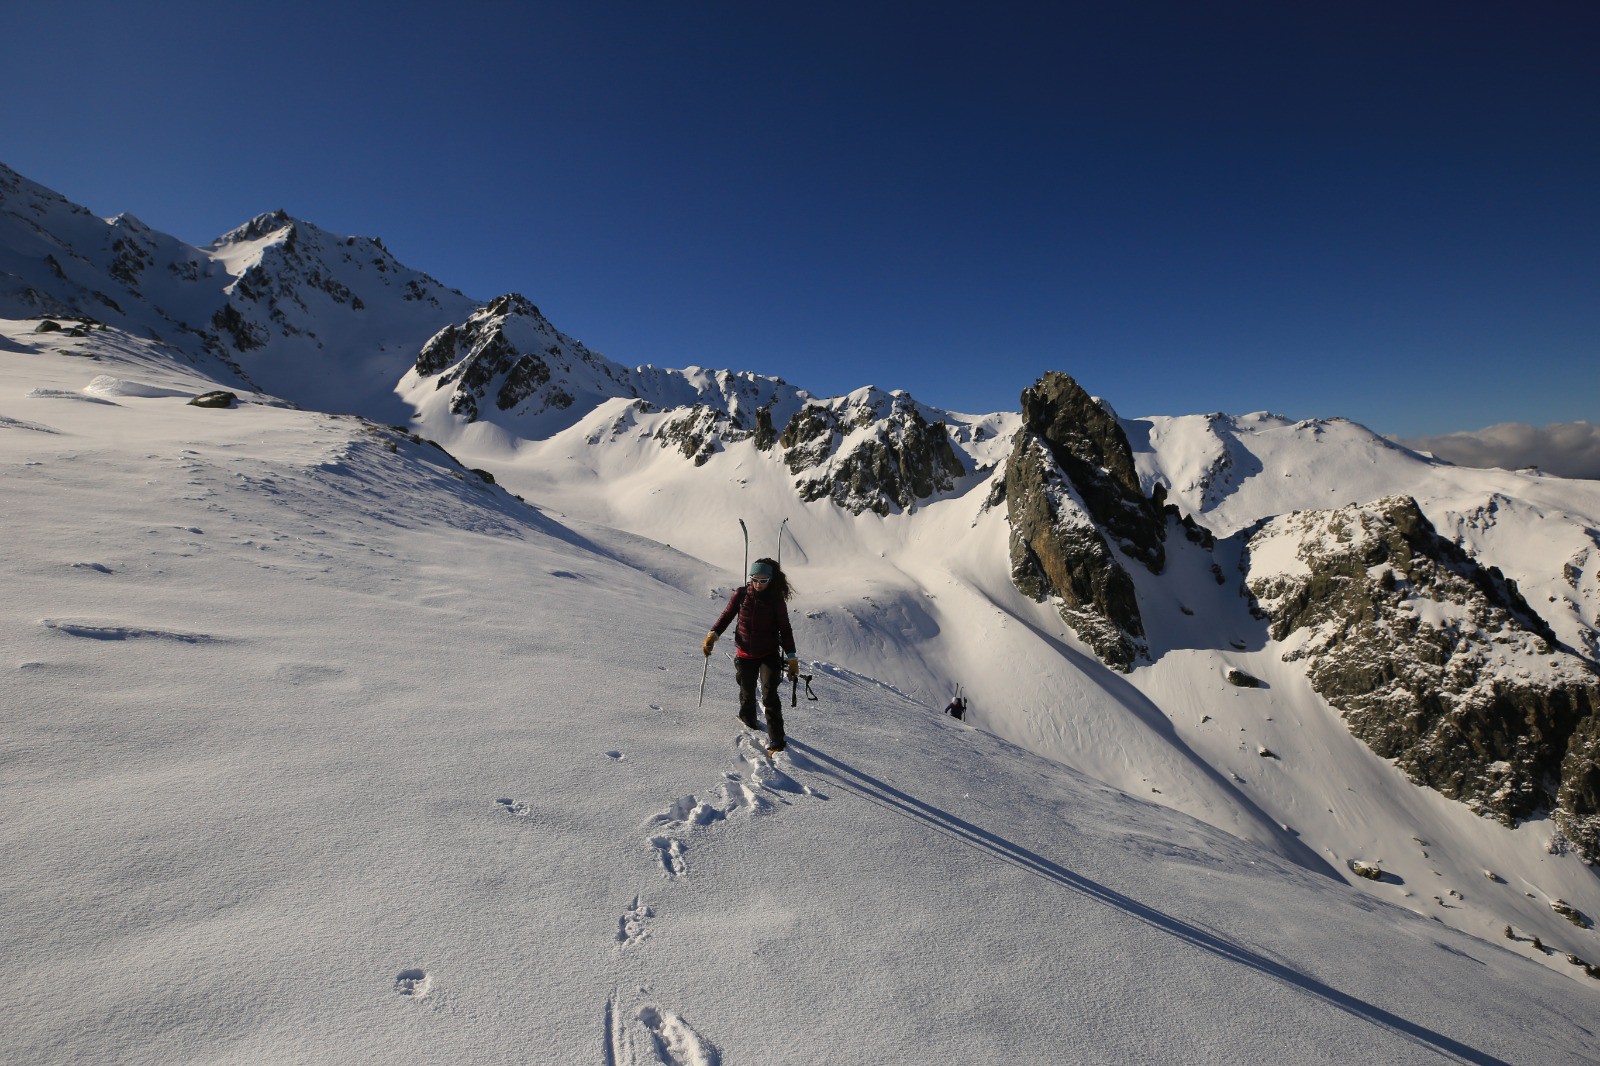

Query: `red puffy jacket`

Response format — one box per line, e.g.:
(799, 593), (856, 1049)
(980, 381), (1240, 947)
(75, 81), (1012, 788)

(712, 584), (796, 660)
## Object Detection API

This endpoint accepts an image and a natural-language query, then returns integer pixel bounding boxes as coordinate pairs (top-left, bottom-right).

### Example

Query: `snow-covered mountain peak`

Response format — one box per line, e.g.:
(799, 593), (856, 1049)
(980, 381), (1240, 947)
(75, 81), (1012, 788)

(105, 211), (152, 233)
(211, 208), (298, 248)
(1131, 408), (1442, 536)
(1, 164), (479, 416)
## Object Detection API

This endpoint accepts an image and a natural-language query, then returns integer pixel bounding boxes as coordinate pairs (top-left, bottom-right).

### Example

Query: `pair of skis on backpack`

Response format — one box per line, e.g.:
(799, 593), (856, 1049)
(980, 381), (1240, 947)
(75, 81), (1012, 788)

(738, 516), (800, 760)
(740, 515), (817, 710)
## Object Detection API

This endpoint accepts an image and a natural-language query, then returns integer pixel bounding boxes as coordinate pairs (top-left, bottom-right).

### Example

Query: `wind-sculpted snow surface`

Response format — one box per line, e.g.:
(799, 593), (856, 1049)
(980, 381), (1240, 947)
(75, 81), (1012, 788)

(7, 320), (1600, 1063)
(6, 159), (1600, 1032)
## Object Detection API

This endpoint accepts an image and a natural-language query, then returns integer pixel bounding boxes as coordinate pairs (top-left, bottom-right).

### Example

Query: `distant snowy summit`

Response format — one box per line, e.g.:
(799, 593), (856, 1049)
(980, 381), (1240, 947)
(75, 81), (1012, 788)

(0, 160), (475, 412)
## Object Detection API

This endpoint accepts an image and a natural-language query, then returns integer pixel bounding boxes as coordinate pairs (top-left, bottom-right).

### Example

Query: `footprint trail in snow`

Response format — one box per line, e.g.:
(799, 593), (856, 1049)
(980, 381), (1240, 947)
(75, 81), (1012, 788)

(605, 989), (720, 1066)
(642, 731), (823, 878)
(615, 731), (825, 1060)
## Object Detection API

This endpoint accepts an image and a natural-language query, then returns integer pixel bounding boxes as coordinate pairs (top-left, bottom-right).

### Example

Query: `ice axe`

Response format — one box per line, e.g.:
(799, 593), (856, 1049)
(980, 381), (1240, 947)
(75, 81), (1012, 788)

(790, 670), (817, 707)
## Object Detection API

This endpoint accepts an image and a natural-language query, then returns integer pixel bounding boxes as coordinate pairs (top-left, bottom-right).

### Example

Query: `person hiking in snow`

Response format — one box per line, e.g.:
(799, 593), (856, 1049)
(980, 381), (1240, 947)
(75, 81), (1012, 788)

(945, 695), (967, 721)
(702, 558), (798, 754)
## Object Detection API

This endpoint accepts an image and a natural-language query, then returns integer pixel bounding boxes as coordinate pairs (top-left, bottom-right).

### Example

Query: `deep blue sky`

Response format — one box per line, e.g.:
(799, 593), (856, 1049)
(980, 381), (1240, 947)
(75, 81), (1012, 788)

(4, 1), (1596, 435)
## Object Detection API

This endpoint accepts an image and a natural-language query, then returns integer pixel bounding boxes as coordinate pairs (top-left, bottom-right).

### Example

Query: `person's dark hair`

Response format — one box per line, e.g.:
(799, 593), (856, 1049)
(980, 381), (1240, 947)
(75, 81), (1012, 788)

(750, 557), (793, 601)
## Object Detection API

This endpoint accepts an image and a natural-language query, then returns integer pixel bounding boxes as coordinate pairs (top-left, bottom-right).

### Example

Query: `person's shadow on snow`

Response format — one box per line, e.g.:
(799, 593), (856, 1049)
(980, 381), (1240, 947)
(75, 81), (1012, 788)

(788, 740), (1509, 1066)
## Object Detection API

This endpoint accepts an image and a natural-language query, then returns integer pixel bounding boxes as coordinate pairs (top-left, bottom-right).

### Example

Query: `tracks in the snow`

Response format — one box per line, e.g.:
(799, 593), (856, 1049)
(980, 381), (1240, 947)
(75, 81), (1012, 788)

(608, 729), (825, 1061)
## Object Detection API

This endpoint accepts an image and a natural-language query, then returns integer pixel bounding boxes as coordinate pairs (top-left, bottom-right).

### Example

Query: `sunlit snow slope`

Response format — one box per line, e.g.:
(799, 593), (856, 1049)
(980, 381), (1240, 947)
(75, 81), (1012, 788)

(428, 379), (1600, 981)
(8, 324), (1600, 1064)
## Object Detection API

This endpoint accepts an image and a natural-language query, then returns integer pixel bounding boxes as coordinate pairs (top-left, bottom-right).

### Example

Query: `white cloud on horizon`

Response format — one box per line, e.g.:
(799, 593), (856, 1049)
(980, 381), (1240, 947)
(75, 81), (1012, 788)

(1397, 421), (1600, 481)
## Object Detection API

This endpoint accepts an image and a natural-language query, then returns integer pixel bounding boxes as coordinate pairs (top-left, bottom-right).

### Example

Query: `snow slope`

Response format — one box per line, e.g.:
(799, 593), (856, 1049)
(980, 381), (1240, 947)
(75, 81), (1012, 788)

(8, 325), (1600, 1063)
(422, 375), (1600, 982)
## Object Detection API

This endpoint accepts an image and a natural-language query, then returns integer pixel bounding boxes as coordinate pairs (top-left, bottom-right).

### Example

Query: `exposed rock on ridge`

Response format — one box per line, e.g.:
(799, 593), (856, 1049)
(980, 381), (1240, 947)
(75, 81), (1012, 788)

(1244, 494), (1600, 859)
(777, 389), (966, 515)
(1004, 371), (1168, 670)
(423, 294), (591, 424)
(414, 294), (795, 446)
(415, 313), (969, 514)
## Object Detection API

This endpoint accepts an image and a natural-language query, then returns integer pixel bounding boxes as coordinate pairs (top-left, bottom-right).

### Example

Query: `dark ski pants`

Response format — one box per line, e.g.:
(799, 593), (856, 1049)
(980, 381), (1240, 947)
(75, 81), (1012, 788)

(735, 653), (785, 746)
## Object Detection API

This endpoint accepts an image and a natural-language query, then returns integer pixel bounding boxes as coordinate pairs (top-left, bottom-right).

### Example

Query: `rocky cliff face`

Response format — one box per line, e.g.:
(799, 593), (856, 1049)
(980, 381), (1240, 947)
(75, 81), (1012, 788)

(1244, 494), (1600, 859)
(421, 294), (605, 425)
(777, 389), (965, 516)
(1004, 371), (1168, 670)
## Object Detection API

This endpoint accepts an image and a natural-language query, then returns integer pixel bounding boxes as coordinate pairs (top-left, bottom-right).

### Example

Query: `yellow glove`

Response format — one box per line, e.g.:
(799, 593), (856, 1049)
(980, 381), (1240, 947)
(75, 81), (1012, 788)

(702, 631), (718, 657)
(785, 656), (800, 681)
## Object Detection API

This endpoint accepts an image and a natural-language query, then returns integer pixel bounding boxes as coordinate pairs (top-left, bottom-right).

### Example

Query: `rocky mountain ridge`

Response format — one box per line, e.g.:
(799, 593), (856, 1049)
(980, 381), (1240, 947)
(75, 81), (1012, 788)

(403, 292), (977, 516)
(1243, 495), (1600, 857)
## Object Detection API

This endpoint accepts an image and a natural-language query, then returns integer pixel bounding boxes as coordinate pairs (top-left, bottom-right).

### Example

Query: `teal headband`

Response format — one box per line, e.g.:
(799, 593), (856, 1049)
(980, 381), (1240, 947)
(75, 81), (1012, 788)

(750, 561), (774, 578)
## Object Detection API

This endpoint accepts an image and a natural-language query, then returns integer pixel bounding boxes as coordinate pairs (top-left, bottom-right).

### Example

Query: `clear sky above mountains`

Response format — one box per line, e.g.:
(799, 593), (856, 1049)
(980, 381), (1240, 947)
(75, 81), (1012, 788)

(4, 1), (1596, 444)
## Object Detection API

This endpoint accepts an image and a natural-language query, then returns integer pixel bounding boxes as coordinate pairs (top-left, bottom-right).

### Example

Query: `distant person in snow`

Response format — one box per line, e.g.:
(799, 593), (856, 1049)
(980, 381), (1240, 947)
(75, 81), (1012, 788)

(945, 696), (967, 721)
(703, 558), (798, 755)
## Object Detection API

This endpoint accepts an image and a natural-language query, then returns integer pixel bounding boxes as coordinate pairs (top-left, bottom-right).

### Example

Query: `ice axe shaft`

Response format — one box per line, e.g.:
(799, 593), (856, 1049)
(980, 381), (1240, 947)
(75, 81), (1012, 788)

(698, 654), (710, 707)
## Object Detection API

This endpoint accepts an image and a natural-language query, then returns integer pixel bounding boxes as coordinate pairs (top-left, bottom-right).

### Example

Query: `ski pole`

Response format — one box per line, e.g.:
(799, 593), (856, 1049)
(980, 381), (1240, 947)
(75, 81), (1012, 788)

(739, 518), (748, 579)
(698, 653), (710, 707)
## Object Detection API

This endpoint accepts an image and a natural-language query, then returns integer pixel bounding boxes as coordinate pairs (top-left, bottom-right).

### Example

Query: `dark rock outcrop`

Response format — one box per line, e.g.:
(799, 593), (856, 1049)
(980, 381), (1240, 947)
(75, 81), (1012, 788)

(1225, 667), (1263, 688)
(657, 404), (741, 466)
(1557, 716), (1600, 860)
(426, 295), (582, 423)
(415, 324), (461, 376)
(753, 406), (777, 452)
(778, 391), (965, 516)
(1245, 494), (1600, 859)
(779, 404), (839, 473)
(1003, 372), (1167, 670)
(211, 304), (266, 352)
